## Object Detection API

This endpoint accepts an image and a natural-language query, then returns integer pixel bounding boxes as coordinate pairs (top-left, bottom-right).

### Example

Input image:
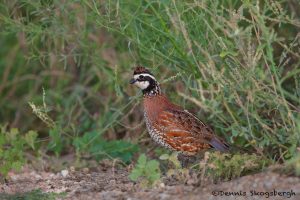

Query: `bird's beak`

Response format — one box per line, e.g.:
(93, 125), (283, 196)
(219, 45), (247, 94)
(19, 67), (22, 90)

(129, 78), (136, 84)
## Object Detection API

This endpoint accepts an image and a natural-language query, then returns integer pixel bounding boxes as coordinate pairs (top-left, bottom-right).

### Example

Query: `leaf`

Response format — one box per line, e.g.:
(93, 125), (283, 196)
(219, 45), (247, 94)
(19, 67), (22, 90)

(47, 128), (63, 156)
(25, 130), (38, 150)
(8, 128), (19, 141)
(129, 168), (142, 181)
(147, 160), (160, 170)
(149, 172), (160, 182)
(220, 51), (238, 58)
(231, 129), (239, 137)
(129, 154), (161, 186)
(159, 154), (169, 160)
(11, 161), (23, 171)
(169, 153), (181, 168)
(137, 154), (147, 166)
(0, 134), (5, 146)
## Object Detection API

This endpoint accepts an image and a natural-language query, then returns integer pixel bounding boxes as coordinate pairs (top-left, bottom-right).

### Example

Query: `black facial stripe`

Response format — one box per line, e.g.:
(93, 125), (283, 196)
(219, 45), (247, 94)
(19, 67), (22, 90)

(133, 71), (153, 76)
(134, 74), (155, 82)
(137, 75), (154, 82)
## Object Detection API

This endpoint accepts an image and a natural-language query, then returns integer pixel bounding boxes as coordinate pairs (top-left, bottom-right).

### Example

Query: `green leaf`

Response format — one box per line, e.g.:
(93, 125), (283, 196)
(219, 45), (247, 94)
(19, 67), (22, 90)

(25, 130), (38, 150)
(129, 154), (161, 186)
(11, 161), (23, 171)
(8, 128), (19, 141)
(220, 51), (238, 58)
(147, 160), (160, 170)
(149, 172), (160, 182)
(129, 169), (142, 181)
(48, 128), (63, 156)
(137, 154), (147, 166)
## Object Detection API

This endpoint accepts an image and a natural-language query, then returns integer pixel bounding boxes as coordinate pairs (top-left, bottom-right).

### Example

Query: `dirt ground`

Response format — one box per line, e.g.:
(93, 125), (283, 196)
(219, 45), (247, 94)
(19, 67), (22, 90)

(1, 161), (300, 200)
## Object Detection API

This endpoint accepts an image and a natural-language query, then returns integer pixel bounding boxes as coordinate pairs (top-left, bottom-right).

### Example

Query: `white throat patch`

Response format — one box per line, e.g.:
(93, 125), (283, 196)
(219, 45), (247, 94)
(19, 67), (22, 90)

(134, 80), (150, 90)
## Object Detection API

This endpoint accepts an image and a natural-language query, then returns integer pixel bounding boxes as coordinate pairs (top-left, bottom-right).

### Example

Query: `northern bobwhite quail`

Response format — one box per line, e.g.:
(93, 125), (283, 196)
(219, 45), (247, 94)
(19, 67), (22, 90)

(130, 66), (229, 156)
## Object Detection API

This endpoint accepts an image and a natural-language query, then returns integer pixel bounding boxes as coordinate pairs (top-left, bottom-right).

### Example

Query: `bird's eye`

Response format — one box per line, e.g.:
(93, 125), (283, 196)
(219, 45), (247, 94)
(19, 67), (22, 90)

(139, 75), (144, 79)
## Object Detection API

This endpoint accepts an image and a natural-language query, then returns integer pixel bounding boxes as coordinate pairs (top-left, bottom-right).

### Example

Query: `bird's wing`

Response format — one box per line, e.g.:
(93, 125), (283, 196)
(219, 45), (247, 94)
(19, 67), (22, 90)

(153, 109), (214, 153)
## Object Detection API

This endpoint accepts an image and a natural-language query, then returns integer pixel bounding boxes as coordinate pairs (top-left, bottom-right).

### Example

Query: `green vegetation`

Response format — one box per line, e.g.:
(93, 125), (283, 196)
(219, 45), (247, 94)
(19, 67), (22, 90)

(0, 189), (64, 200)
(159, 152), (191, 183)
(201, 152), (271, 181)
(129, 154), (161, 186)
(130, 152), (270, 186)
(0, 0), (299, 182)
(0, 125), (37, 177)
(285, 151), (300, 176)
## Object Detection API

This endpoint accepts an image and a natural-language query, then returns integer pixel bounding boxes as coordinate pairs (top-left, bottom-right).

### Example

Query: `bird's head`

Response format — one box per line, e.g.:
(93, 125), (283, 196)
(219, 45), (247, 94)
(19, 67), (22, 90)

(130, 66), (160, 95)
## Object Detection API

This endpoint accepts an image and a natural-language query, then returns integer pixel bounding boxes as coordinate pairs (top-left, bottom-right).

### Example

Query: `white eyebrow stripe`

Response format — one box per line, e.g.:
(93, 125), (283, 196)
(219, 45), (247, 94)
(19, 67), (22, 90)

(134, 73), (156, 81)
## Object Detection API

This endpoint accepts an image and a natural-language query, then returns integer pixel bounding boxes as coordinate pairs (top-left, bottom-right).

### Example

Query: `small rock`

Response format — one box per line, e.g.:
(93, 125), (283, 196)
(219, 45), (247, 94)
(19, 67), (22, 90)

(83, 167), (89, 174)
(61, 169), (69, 177)
(70, 166), (75, 172)
(49, 174), (55, 178)
(110, 179), (116, 185)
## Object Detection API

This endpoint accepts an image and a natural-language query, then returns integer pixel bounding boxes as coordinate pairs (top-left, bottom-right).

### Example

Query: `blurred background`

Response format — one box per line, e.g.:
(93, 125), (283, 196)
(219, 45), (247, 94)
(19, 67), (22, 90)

(0, 0), (299, 174)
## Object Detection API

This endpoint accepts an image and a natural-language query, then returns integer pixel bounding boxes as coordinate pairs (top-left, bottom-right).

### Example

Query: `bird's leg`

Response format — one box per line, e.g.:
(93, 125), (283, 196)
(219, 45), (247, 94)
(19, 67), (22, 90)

(177, 153), (196, 168)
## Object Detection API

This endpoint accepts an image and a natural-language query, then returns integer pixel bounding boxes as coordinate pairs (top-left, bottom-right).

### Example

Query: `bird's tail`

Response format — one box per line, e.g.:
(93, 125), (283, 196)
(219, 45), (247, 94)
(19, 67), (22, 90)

(210, 137), (230, 152)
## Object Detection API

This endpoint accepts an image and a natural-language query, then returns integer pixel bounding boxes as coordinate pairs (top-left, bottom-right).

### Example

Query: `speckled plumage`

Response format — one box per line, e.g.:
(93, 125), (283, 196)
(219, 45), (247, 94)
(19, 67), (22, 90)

(130, 66), (229, 155)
